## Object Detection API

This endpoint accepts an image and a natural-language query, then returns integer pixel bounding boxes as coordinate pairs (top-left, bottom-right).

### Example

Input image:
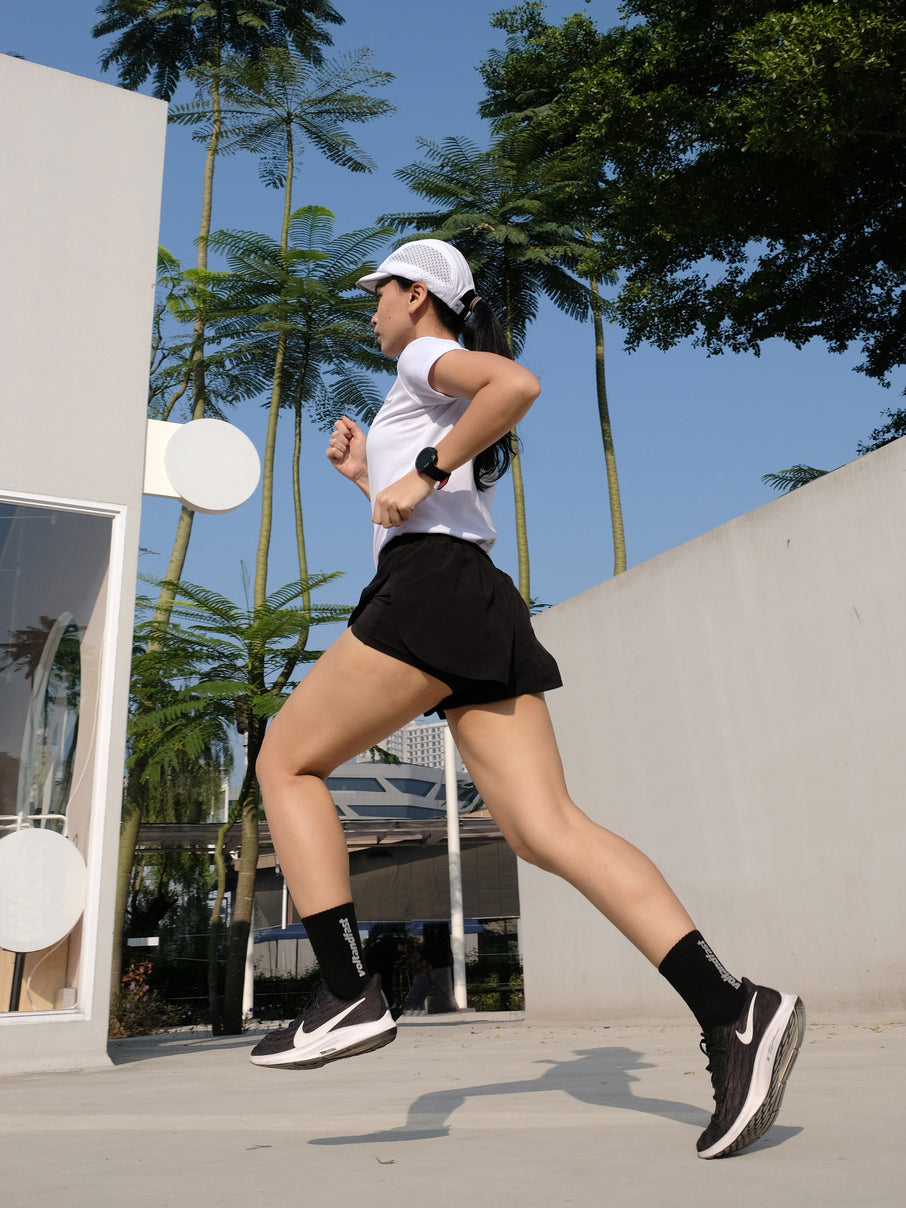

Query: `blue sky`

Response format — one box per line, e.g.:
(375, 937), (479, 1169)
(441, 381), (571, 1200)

(4, 2), (899, 647)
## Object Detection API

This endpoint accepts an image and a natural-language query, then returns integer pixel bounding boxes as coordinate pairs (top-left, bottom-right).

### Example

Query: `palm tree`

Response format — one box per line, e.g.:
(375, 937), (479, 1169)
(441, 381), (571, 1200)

(200, 210), (388, 607)
(112, 665), (234, 1009)
(96, 12), (386, 992)
(93, 1), (343, 100)
(574, 225), (628, 575)
(93, 1), (346, 628)
(762, 465), (830, 493)
(144, 206), (388, 1029)
(132, 572), (349, 1032)
(477, 11), (630, 574)
(169, 42), (393, 601)
(385, 135), (592, 602)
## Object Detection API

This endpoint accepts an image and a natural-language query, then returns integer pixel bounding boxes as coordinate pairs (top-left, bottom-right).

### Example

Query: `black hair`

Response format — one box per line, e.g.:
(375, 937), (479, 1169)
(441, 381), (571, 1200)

(391, 276), (516, 491)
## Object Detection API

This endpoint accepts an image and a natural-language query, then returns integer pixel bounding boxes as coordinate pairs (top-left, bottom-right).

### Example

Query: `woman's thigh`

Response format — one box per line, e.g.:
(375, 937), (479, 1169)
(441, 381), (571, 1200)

(446, 693), (579, 860)
(258, 629), (451, 782)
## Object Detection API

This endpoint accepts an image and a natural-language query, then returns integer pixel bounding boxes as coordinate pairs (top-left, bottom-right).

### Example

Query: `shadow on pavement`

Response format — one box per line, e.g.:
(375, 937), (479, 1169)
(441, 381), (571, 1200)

(108, 1033), (256, 1066)
(309, 1044), (713, 1146)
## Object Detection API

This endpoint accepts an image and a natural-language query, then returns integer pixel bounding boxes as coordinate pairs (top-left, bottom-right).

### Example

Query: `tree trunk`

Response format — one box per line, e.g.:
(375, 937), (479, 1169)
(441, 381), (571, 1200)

(108, 802), (141, 1013)
(206, 799), (239, 1035)
(222, 127), (299, 1030)
(510, 440), (531, 603)
(112, 74), (225, 1018)
(252, 126), (294, 611)
(291, 399), (311, 623)
(220, 751), (262, 1034)
(590, 276), (627, 575)
(502, 296), (531, 603)
(152, 74), (223, 627)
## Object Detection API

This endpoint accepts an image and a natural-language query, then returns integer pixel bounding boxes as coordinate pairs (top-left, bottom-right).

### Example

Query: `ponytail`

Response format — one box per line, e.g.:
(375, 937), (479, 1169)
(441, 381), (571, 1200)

(393, 276), (517, 490)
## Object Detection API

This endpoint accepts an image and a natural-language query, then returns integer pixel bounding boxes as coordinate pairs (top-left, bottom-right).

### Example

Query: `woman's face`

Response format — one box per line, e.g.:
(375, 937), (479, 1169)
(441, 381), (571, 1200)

(370, 278), (415, 357)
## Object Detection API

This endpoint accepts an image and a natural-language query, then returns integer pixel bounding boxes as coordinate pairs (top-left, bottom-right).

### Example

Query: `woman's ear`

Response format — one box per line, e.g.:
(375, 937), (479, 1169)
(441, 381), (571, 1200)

(407, 280), (431, 314)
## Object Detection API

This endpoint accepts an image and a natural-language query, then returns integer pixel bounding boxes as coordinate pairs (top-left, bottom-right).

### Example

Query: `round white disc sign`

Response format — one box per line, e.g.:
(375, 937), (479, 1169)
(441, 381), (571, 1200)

(163, 418), (260, 514)
(0, 828), (88, 954)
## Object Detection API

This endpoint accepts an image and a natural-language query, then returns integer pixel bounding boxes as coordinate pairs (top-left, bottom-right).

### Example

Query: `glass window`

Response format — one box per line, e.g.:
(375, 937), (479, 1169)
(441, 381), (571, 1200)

(326, 776), (384, 793)
(339, 804), (445, 819)
(0, 501), (113, 1014)
(385, 778), (435, 797)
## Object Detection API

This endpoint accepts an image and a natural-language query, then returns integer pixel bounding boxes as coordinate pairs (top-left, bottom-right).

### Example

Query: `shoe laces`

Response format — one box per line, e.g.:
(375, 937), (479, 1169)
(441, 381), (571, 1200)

(286, 979), (333, 1027)
(700, 1028), (729, 1104)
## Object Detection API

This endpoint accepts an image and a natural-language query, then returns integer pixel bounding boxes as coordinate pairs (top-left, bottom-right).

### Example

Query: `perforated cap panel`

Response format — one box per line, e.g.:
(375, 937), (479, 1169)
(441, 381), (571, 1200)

(357, 238), (475, 313)
(395, 242), (458, 284)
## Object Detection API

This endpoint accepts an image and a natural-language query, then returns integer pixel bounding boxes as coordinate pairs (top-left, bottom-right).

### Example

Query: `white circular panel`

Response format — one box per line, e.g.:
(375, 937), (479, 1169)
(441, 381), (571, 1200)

(0, 829), (88, 953)
(163, 418), (260, 514)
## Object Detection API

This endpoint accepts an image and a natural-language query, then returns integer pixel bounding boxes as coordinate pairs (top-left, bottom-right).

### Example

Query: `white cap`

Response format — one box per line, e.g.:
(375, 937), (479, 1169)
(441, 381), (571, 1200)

(357, 239), (476, 314)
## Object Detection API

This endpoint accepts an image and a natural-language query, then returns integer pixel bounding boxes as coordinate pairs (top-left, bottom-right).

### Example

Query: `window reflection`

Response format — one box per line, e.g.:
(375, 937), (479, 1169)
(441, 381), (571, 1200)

(0, 501), (112, 1012)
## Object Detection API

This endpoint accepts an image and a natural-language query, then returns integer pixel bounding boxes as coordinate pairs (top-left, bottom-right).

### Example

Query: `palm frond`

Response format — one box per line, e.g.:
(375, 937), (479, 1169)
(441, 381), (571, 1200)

(762, 465), (830, 493)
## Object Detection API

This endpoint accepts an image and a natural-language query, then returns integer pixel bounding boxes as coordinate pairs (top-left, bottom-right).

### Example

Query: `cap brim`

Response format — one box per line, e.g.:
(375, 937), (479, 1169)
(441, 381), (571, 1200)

(356, 270), (387, 295)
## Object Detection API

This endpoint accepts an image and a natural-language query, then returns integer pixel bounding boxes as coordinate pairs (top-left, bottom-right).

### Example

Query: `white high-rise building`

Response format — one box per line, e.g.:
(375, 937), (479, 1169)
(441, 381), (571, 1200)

(358, 720), (466, 776)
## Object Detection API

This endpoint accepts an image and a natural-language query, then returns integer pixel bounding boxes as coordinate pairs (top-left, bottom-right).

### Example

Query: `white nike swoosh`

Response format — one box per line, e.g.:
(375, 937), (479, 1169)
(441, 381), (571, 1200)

(294, 996), (365, 1047)
(736, 993), (758, 1044)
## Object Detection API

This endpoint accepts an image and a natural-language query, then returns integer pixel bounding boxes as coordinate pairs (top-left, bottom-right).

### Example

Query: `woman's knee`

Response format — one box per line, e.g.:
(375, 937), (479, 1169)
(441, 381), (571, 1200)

(255, 726), (321, 795)
(501, 817), (570, 872)
(498, 798), (590, 873)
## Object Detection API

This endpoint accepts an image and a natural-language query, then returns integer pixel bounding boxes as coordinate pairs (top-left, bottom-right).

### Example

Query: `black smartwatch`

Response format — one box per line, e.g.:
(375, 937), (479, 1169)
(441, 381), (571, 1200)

(415, 446), (450, 488)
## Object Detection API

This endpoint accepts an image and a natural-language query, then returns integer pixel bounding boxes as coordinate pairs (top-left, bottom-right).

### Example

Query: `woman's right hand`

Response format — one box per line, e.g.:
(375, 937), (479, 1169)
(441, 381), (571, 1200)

(326, 416), (369, 493)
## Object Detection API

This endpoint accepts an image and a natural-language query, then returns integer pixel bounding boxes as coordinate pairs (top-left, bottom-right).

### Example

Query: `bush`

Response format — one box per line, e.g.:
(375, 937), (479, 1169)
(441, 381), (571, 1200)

(250, 969), (321, 1022)
(465, 951), (523, 1011)
(109, 960), (196, 1037)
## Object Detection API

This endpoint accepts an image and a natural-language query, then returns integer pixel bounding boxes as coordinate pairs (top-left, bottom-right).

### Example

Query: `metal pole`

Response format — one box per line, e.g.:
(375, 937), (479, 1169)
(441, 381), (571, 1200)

(242, 907), (255, 1020)
(444, 724), (467, 1009)
(8, 951), (25, 1011)
(240, 732), (254, 1019)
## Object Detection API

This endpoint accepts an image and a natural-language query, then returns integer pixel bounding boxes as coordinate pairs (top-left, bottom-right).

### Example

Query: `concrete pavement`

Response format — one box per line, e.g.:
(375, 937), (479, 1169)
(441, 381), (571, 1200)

(1, 1011), (900, 1207)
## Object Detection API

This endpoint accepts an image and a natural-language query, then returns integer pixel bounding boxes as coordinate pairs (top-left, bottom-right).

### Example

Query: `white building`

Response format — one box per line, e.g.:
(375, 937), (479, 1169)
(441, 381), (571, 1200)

(0, 57), (166, 1073)
(327, 760), (453, 820)
(360, 720), (466, 776)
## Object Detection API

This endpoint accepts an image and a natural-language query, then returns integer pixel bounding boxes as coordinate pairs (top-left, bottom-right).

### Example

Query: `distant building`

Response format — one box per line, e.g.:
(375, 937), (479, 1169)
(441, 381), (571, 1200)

(326, 760), (466, 820)
(359, 720), (466, 776)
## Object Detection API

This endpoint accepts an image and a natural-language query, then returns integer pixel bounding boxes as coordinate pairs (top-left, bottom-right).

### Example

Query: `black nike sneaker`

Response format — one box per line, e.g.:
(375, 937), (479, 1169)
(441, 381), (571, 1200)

(697, 977), (805, 1158)
(249, 974), (397, 1070)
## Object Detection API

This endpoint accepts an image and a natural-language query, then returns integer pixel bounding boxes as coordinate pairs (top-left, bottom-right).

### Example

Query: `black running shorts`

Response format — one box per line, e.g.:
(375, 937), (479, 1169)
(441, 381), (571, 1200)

(348, 533), (562, 718)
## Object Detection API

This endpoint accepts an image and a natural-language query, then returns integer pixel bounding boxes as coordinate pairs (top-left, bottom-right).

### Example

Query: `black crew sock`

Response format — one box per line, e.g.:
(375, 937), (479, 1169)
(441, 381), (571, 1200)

(302, 902), (369, 1001)
(658, 930), (747, 1032)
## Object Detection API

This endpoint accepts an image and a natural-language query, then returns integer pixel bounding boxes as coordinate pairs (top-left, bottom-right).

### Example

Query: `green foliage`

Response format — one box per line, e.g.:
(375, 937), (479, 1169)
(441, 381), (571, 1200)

(131, 571), (349, 737)
(762, 464), (830, 494)
(190, 208), (391, 428)
(482, 2), (906, 384)
(385, 133), (592, 356)
(465, 952), (524, 1012)
(170, 45), (394, 180)
(251, 968), (321, 1021)
(109, 960), (189, 1037)
(148, 245), (261, 423)
(93, 1), (344, 100)
(857, 409), (906, 454)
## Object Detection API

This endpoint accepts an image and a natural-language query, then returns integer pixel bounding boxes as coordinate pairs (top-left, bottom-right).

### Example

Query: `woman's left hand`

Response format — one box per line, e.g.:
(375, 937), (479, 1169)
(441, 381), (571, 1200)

(372, 469), (435, 528)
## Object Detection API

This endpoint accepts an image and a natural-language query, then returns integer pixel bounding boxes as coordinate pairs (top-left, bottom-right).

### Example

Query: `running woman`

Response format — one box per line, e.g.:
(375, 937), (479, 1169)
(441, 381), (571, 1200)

(250, 239), (804, 1159)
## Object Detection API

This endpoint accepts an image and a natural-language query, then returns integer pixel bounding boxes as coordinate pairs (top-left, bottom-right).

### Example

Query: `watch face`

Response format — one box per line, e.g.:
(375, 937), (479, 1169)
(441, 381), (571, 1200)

(416, 447), (440, 477)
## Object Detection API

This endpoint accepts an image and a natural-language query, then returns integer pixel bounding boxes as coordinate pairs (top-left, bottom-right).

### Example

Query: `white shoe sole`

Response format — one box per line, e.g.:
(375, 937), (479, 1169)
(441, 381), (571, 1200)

(698, 993), (805, 1159)
(250, 1011), (397, 1070)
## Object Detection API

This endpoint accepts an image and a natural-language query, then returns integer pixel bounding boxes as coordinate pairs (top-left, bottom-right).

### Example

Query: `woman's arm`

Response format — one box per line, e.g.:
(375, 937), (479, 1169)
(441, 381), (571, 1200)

(430, 349), (539, 471)
(371, 350), (539, 529)
(326, 415), (370, 499)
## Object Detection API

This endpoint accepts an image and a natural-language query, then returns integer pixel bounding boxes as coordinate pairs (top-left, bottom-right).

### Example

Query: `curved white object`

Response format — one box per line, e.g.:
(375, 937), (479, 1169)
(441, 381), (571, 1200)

(145, 418), (260, 513)
(0, 828), (89, 953)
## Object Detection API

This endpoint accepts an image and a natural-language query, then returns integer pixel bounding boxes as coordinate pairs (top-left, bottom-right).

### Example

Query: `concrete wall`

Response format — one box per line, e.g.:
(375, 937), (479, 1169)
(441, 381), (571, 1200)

(0, 56), (166, 1071)
(525, 438), (906, 1022)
